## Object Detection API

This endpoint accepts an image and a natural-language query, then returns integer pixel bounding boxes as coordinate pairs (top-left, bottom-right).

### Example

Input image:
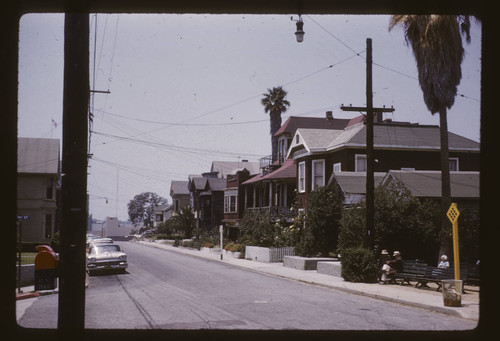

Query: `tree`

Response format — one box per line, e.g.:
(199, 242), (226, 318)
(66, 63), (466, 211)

(300, 185), (344, 257)
(261, 86), (290, 162)
(127, 192), (167, 227)
(339, 180), (441, 264)
(389, 15), (474, 260)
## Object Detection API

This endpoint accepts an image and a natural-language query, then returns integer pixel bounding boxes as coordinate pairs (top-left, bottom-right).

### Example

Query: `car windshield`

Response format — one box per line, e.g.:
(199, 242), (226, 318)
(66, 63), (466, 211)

(95, 245), (121, 253)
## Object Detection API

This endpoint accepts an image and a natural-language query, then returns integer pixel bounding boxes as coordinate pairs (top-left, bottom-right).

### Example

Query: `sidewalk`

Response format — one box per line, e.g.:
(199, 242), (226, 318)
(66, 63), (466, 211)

(138, 240), (479, 321)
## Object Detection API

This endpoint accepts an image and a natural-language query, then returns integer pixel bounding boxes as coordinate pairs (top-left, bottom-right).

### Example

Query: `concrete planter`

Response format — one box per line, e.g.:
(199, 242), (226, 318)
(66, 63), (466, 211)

(223, 249), (241, 259)
(283, 256), (338, 270)
(245, 246), (295, 263)
(317, 261), (342, 277)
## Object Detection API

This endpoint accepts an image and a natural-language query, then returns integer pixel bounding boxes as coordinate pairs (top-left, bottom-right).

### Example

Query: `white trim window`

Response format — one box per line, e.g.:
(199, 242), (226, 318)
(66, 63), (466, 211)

(312, 159), (325, 189)
(333, 162), (341, 172)
(224, 193), (237, 213)
(449, 157), (459, 171)
(298, 161), (306, 193)
(355, 154), (367, 172)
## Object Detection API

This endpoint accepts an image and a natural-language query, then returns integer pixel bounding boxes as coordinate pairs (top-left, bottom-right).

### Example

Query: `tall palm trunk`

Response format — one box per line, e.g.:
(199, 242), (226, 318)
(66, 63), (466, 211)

(270, 110), (282, 163)
(438, 106), (452, 261)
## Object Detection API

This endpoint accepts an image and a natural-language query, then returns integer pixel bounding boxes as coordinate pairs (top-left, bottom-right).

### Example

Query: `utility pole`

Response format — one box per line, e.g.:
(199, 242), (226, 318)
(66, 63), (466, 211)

(58, 13), (89, 331)
(341, 38), (394, 250)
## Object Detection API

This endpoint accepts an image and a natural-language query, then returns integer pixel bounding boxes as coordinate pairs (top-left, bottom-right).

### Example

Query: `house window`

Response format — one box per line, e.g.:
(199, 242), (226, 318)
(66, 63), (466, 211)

(333, 162), (341, 172)
(355, 154), (367, 172)
(224, 194), (237, 213)
(449, 158), (459, 171)
(174, 199), (180, 212)
(312, 159), (325, 189)
(295, 134), (300, 144)
(278, 138), (287, 163)
(46, 179), (53, 199)
(298, 162), (305, 193)
(45, 214), (53, 239)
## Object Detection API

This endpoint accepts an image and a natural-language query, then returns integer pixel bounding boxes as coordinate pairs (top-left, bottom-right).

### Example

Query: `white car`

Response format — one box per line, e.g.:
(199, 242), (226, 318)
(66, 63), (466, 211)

(87, 243), (127, 274)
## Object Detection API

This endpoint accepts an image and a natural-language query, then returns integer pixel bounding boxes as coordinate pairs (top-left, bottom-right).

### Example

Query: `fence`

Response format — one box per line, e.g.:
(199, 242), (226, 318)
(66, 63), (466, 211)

(269, 247), (295, 262)
(245, 246), (295, 263)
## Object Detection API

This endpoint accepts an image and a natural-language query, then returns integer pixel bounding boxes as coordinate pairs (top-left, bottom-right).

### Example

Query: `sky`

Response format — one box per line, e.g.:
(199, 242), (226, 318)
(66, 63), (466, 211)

(18, 14), (482, 221)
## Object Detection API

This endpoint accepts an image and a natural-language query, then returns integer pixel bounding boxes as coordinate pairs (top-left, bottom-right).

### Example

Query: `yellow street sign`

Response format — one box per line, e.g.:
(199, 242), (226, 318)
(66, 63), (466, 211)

(447, 203), (461, 281)
(447, 202), (460, 224)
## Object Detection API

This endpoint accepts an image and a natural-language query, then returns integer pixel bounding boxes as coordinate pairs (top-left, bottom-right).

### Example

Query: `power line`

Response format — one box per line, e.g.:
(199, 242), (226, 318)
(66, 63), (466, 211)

(307, 15), (480, 103)
(91, 130), (263, 159)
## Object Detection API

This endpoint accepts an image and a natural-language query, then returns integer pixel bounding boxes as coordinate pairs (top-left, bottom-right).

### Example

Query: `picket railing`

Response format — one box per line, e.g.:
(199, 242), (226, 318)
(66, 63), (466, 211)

(269, 247), (295, 263)
(245, 246), (295, 263)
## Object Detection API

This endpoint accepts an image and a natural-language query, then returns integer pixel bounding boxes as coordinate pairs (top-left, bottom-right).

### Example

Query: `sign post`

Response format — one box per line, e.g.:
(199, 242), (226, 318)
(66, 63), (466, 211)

(446, 203), (460, 280)
(219, 225), (223, 260)
(16, 215), (29, 293)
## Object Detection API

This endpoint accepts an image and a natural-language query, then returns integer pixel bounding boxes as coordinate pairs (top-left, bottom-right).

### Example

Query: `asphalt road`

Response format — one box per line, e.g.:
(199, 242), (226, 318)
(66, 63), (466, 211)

(18, 241), (478, 330)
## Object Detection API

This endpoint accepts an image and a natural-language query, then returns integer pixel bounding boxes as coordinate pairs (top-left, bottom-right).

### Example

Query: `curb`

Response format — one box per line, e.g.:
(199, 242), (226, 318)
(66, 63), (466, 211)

(16, 291), (39, 300)
(137, 241), (473, 320)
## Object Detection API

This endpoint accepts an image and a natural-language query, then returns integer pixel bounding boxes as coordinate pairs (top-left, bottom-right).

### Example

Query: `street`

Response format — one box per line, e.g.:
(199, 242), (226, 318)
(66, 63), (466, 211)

(18, 241), (478, 330)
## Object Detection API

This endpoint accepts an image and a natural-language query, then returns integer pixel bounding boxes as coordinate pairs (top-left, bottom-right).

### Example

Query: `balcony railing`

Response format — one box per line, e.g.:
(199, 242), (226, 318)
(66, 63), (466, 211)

(246, 206), (296, 220)
(259, 155), (274, 170)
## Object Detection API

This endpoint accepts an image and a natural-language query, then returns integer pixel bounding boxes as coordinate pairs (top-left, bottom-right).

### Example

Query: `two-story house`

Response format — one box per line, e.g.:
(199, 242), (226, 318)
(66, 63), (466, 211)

(17, 138), (60, 242)
(169, 180), (190, 215)
(188, 172), (227, 231)
(222, 168), (253, 239)
(287, 119), (480, 208)
(152, 204), (173, 227)
(241, 114), (360, 221)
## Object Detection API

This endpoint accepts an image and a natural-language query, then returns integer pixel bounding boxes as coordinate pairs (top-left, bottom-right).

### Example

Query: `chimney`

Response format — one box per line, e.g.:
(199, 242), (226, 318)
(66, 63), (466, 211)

(326, 111), (333, 121)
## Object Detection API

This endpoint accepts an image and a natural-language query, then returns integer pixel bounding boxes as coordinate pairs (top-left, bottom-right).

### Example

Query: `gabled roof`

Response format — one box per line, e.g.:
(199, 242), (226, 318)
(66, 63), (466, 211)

(153, 204), (170, 213)
(382, 170), (479, 198)
(18, 138), (60, 174)
(211, 161), (260, 177)
(207, 177), (227, 191)
(190, 177), (208, 191)
(274, 116), (353, 137)
(242, 159), (296, 185)
(328, 172), (386, 195)
(288, 122), (480, 159)
(170, 180), (190, 196)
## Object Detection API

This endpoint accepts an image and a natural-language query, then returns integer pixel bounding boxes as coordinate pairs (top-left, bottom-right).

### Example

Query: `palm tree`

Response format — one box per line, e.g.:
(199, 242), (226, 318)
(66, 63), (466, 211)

(389, 15), (474, 261)
(173, 205), (195, 238)
(261, 86), (291, 163)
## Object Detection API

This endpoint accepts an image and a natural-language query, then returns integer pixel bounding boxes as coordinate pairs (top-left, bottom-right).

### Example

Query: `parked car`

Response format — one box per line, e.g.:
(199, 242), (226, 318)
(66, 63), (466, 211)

(87, 243), (127, 274)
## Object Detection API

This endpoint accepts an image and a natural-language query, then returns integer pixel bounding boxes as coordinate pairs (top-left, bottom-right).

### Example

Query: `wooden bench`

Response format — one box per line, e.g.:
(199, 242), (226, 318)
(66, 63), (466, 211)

(393, 260), (428, 286)
(391, 259), (479, 290)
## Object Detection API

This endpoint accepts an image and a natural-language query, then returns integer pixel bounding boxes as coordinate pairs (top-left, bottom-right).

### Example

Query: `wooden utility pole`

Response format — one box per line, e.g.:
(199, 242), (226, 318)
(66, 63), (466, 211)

(58, 13), (89, 331)
(341, 38), (394, 250)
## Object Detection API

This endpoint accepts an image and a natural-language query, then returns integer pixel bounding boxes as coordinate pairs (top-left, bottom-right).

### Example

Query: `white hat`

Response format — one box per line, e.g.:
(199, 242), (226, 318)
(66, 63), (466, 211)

(441, 255), (448, 261)
(381, 249), (388, 255)
(393, 251), (400, 256)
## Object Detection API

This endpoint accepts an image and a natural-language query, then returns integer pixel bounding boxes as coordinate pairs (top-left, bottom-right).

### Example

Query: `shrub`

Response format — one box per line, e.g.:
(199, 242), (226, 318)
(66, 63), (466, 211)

(224, 243), (243, 252)
(296, 185), (343, 257)
(340, 247), (379, 283)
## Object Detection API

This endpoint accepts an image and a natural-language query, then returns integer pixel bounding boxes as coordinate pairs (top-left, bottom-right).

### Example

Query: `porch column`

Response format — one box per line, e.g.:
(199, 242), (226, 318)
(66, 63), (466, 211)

(283, 183), (287, 207)
(244, 186), (248, 210)
(253, 185), (256, 208)
(269, 182), (273, 207)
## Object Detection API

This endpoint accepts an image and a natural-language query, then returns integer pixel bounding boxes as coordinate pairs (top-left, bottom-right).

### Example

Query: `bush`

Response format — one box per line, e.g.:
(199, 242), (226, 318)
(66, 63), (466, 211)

(224, 243), (243, 252)
(338, 207), (368, 253)
(340, 247), (379, 283)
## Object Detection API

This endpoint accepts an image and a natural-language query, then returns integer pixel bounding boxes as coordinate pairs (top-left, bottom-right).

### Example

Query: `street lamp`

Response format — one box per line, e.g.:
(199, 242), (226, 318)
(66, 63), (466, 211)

(292, 15), (305, 43)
